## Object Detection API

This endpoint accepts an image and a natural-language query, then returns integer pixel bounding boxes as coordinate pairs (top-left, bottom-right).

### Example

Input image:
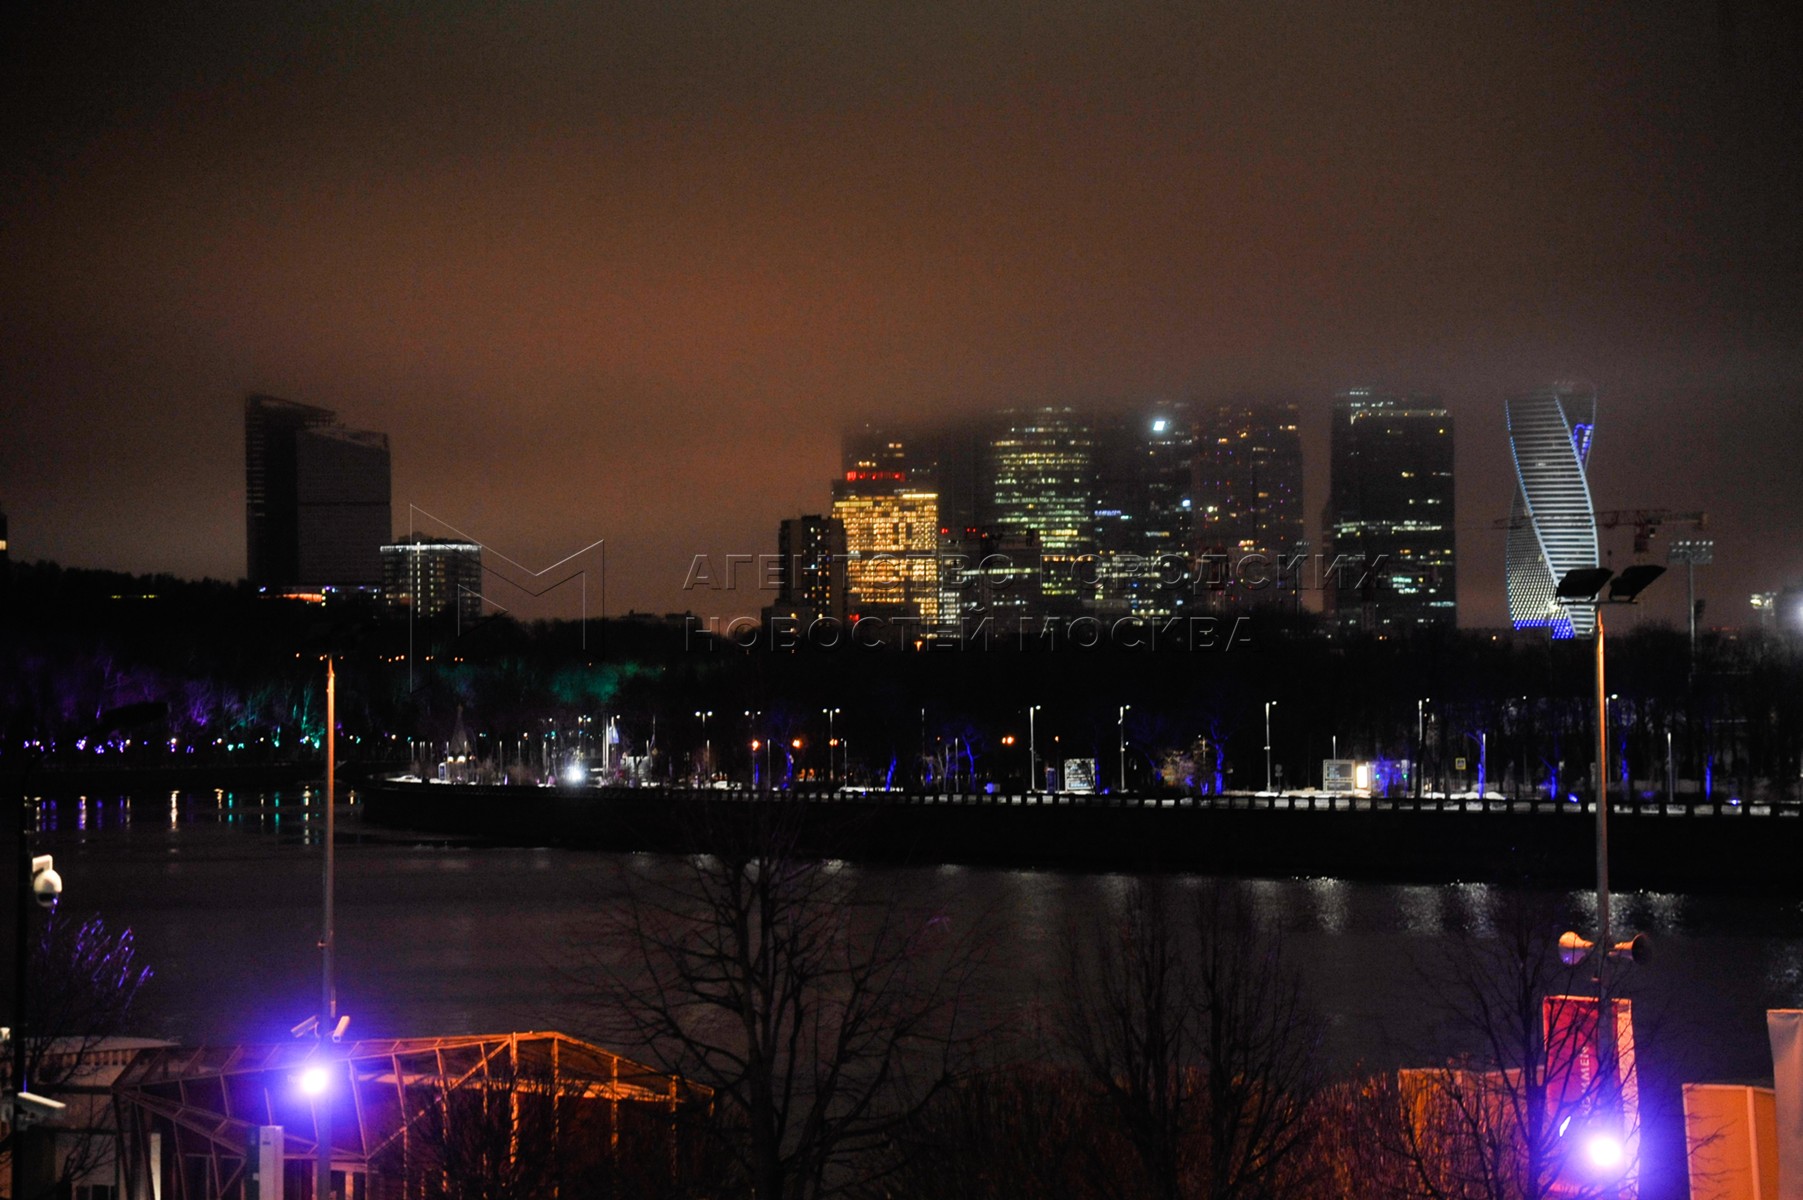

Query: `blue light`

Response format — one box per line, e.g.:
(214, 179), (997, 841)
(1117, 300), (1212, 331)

(299, 1065), (330, 1096)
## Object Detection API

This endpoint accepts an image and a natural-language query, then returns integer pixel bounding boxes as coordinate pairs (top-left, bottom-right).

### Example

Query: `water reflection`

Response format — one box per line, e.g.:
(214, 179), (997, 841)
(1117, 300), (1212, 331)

(23, 786), (1803, 1085)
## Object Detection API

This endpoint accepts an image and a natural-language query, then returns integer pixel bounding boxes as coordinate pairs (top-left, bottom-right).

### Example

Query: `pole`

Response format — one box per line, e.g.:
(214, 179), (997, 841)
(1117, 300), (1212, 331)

(1029, 707), (1038, 794)
(1593, 609), (1621, 1199)
(1416, 700), (1425, 801)
(318, 658), (337, 1200)
(13, 782), (31, 1106)
(1666, 729), (1675, 806)
(1264, 701), (1274, 793)
(1686, 559), (1697, 660)
(1595, 612), (1610, 955)
(1118, 705), (1129, 792)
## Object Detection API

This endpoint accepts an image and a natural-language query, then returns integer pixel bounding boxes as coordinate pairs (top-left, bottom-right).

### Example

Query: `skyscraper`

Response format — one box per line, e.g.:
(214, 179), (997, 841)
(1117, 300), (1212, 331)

(1505, 382), (1599, 638)
(988, 407), (1095, 603)
(1090, 405), (1196, 616)
(1325, 389), (1456, 632)
(245, 394), (392, 589)
(831, 475), (941, 622)
(775, 514), (848, 622)
(1193, 399), (1305, 608)
(381, 536), (484, 627)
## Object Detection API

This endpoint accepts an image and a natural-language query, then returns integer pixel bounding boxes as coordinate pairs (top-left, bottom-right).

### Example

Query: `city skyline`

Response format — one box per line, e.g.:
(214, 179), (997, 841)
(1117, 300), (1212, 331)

(3, 2), (1800, 632)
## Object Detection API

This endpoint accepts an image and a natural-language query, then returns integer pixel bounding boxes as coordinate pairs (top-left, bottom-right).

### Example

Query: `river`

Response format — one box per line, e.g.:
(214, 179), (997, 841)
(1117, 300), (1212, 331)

(27, 785), (1803, 1196)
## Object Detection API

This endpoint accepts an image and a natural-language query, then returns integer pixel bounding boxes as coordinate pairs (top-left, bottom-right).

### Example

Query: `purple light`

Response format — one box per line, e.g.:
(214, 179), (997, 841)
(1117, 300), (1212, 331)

(1584, 1131), (1624, 1171)
(298, 1065), (330, 1096)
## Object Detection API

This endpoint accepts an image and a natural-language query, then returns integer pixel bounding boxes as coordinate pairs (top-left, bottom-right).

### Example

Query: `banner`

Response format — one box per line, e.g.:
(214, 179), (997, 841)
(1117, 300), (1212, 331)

(1544, 995), (1639, 1198)
(1770, 1010), (1803, 1200)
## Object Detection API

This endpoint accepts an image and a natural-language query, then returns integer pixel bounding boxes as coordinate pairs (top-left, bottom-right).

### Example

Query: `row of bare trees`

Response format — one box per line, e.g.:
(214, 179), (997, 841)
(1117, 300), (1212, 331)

(544, 803), (1663, 1200)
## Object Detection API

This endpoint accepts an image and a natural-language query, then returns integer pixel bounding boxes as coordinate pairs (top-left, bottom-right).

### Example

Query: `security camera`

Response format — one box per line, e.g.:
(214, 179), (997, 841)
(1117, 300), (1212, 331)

(30, 855), (61, 909)
(330, 1015), (351, 1044)
(11, 1092), (68, 1128)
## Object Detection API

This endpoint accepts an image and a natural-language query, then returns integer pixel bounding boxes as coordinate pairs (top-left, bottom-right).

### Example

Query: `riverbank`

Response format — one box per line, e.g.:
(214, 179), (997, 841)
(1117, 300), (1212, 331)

(360, 779), (1803, 893)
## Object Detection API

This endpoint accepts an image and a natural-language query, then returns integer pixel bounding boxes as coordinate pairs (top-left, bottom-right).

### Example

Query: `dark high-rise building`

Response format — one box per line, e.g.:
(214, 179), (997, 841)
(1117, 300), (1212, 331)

(1090, 405), (1196, 616)
(245, 394), (392, 589)
(775, 514), (848, 621)
(938, 524), (1043, 629)
(381, 535), (484, 627)
(1192, 399), (1304, 607)
(842, 418), (986, 533)
(1324, 388), (1456, 633)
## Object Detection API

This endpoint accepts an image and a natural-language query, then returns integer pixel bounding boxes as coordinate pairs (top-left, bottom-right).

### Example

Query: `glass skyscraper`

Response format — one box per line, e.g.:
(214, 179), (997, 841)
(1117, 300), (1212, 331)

(1325, 389), (1457, 633)
(988, 407), (1095, 603)
(245, 394), (392, 589)
(1505, 382), (1599, 639)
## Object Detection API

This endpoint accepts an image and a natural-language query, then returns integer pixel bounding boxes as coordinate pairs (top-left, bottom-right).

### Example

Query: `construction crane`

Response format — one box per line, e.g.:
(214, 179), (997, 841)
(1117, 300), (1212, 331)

(1491, 509), (1707, 555)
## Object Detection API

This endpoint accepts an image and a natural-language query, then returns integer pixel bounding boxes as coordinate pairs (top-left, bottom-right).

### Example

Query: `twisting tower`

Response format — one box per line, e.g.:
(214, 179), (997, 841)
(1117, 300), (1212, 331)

(1506, 382), (1599, 638)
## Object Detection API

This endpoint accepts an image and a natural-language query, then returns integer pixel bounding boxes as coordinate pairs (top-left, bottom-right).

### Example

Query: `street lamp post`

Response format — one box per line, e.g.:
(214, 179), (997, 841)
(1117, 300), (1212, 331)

(1554, 562), (1665, 1197)
(1029, 705), (1042, 794)
(1118, 705), (1131, 793)
(823, 708), (840, 784)
(694, 711), (713, 784)
(1416, 699), (1428, 800)
(1264, 701), (1276, 794)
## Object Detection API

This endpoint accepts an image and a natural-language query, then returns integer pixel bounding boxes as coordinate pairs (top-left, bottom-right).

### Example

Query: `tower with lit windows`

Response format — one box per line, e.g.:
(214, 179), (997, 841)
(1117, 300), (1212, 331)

(988, 407), (1095, 603)
(1324, 390), (1456, 632)
(831, 474), (941, 622)
(1505, 382), (1599, 639)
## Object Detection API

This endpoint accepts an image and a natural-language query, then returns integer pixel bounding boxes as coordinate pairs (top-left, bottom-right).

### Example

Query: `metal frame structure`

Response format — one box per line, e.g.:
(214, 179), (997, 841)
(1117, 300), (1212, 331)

(110, 1032), (710, 1200)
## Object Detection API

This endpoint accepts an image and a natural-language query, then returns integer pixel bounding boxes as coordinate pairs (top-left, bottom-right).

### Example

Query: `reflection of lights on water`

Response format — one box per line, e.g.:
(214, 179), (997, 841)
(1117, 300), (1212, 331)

(1307, 878), (1349, 934)
(169, 792), (179, 830)
(1396, 886), (1443, 935)
(1452, 882), (1496, 939)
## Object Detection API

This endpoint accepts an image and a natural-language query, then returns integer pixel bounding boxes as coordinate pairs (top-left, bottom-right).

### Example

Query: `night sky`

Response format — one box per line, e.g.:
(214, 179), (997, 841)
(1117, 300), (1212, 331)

(3, 1), (1800, 629)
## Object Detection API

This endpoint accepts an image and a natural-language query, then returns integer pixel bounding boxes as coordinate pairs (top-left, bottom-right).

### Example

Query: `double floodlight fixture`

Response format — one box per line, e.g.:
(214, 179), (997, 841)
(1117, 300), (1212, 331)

(1555, 564), (1666, 605)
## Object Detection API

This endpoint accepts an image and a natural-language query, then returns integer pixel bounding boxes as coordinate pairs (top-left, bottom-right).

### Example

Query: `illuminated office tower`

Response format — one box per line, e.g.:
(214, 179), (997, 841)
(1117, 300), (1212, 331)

(1194, 400), (1305, 593)
(1505, 382), (1599, 638)
(381, 536), (484, 626)
(245, 394), (392, 589)
(1324, 390), (1456, 632)
(988, 407), (1095, 602)
(831, 474), (941, 622)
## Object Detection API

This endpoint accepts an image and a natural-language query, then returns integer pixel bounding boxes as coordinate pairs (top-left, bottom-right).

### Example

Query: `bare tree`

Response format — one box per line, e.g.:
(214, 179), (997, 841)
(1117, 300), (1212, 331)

(1362, 895), (1652, 1200)
(575, 801), (982, 1200)
(3, 912), (152, 1198)
(1054, 881), (1321, 1200)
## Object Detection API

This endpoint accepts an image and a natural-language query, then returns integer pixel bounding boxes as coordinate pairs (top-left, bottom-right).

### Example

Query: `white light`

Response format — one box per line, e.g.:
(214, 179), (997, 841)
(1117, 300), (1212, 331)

(1584, 1131), (1624, 1171)
(1152, 419), (1168, 433)
(299, 1065), (330, 1096)
(563, 763), (586, 784)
